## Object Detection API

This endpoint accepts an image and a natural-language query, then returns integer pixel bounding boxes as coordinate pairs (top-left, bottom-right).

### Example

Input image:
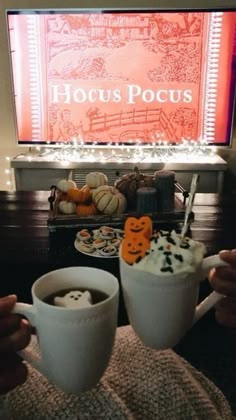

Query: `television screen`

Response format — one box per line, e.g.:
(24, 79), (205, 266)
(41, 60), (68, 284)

(6, 9), (236, 146)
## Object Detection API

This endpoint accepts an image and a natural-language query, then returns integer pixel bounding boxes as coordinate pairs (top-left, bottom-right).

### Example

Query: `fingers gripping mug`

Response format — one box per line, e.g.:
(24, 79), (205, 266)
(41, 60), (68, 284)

(120, 254), (228, 350)
(12, 267), (119, 394)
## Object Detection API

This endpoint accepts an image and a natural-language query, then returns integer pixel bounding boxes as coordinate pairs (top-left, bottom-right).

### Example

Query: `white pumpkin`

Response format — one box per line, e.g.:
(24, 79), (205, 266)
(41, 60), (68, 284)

(92, 185), (127, 215)
(86, 172), (108, 189)
(58, 200), (76, 215)
(57, 179), (77, 193)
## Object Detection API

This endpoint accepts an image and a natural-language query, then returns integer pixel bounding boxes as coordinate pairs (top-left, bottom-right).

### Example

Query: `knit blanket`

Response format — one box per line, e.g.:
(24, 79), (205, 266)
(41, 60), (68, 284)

(2, 326), (234, 419)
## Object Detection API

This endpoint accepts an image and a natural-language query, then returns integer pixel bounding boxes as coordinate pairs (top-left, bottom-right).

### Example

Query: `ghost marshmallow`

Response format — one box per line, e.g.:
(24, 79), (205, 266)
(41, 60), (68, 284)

(54, 290), (92, 309)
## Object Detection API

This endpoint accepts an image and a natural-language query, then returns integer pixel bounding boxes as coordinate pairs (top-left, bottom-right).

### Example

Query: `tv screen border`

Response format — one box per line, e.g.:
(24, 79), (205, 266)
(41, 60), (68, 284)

(6, 7), (236, 148)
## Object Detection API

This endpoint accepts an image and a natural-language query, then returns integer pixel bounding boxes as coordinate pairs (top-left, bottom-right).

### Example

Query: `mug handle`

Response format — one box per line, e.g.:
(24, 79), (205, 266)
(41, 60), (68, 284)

(192, 254), (229, 325)
(12, 303), (46, 376)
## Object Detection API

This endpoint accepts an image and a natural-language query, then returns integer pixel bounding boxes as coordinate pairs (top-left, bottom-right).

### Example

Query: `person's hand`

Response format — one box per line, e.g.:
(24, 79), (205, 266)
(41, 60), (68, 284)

(0, 295), (31, 394)
(208, 250), (236, 327)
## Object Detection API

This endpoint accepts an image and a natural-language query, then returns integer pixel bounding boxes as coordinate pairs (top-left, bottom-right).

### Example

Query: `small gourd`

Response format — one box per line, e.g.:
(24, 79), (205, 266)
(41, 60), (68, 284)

(57, 179), (77, 193)
(67, 185), (91, 203)
(76, 201), (98, 217)
(58, 200), (76, 215)
(86, 172), (108, 189)
(77, 185), (92, 203)
(67, 187), (81, 203)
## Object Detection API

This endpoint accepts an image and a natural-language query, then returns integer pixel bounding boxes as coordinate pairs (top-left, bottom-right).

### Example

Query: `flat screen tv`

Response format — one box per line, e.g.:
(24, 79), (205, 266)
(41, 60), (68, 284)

(6, 8), (236, 146)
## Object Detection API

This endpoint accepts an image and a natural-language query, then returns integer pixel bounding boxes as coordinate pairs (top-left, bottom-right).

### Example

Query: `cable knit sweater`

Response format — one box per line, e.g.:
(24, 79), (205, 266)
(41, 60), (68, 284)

(1, 326), (234, 419)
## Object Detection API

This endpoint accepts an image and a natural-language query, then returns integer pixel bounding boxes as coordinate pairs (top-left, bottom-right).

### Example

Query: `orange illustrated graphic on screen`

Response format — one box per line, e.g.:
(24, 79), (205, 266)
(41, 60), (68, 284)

(8, 11), (236, 144)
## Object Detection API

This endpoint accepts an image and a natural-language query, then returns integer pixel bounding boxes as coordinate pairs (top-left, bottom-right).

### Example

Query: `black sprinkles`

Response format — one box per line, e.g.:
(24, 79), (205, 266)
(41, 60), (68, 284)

(175, 254), (184, 262)
(161, 266), (174, 273)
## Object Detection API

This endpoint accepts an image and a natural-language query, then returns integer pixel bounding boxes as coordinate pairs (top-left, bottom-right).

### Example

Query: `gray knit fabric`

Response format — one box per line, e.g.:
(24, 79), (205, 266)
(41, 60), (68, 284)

(2, 326), (234, 419)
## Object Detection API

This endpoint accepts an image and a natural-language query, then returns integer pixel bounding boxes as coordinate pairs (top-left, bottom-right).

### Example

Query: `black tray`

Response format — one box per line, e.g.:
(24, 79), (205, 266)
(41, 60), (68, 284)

(47, 183), (192, 233)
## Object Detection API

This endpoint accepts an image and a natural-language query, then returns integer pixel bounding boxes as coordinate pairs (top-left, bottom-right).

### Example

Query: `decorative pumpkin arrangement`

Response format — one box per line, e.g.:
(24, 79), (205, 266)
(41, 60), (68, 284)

(55, 168), (155, 217)
(92, 185), (127, 215)
(57, 178), (95, 216)
(114, 166), (154, 209)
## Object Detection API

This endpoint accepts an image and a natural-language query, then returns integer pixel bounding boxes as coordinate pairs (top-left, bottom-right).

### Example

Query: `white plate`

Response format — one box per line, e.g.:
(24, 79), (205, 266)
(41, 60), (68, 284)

(74, 240), (119, 259)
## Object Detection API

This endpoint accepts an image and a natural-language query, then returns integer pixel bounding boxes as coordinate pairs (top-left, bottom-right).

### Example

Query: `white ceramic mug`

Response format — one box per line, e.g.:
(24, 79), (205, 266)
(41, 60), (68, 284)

(12, 267), (119, 394)
(120, 254), (228, 350)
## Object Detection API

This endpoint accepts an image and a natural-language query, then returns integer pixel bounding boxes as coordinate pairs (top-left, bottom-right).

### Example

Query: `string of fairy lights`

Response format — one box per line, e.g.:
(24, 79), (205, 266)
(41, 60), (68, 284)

(24, 137), (217, 163)
(4, 156), (14, 190)
(4, 137), (218, 190)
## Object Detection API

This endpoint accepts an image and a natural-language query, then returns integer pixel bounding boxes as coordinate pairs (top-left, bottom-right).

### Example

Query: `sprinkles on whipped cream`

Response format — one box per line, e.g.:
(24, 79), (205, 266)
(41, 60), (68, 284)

(142, 231), (191, 273)
(121, 216), (206, 274)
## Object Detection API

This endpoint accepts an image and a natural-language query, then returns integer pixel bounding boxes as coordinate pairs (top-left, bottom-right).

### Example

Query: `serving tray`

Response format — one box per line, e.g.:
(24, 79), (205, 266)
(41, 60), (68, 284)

(47, 183), (192, 233)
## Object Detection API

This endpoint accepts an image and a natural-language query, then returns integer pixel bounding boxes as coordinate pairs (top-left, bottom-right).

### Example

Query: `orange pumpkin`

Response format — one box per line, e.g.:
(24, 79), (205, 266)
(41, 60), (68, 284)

(67, 185), (92, 204)
(124, 216), (152, 239)
(67, 187), (81, 203)
(76, 201), (98, 217)
(77, 185), (92, 203)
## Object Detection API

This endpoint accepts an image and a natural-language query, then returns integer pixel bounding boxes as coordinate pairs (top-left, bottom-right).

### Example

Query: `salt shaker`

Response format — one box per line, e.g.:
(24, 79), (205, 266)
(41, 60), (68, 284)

(154, 170), (175, 212)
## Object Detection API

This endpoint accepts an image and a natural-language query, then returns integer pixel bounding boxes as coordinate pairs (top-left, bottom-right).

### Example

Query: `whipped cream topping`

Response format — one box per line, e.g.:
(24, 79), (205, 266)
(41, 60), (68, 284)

(131, 230), (206, 275)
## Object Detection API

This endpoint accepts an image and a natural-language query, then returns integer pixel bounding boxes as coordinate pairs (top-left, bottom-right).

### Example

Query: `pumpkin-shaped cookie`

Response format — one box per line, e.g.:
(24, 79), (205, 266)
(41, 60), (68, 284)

(92, 185), (127, 215)
(86, 172), (108, 189)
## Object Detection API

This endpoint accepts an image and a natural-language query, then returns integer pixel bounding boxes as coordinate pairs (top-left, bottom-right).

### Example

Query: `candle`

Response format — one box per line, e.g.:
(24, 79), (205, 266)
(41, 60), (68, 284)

(154, 170), (175, 212)
(136, 187), (157, 214)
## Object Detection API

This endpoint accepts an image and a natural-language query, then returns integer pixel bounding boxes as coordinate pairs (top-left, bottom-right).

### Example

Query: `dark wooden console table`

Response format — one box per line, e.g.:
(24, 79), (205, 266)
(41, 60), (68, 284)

(0, 190), (236, 413)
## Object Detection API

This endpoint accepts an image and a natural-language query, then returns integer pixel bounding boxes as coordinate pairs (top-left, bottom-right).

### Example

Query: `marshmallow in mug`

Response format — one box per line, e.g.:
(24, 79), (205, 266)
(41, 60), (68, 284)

(54, 290), (92, 309)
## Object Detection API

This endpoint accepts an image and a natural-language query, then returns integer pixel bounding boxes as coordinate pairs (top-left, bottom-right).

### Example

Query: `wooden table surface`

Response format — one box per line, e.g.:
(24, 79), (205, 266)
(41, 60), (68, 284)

(0, 190), (236, 413)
